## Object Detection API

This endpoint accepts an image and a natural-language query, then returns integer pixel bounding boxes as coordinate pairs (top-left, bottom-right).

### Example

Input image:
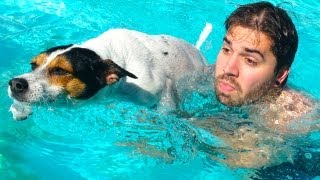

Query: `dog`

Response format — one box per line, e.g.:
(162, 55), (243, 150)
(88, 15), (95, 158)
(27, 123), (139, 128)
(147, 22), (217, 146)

(8, 28), (208, 120)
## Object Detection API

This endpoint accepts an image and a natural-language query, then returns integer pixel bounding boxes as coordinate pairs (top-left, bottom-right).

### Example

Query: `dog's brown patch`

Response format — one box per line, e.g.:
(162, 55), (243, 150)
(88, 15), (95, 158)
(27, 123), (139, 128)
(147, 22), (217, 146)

(66, 79), (86, 97)
(47, 55), (74, 73)
(47, 55), (86, 97)
(31, 53), (47, 66)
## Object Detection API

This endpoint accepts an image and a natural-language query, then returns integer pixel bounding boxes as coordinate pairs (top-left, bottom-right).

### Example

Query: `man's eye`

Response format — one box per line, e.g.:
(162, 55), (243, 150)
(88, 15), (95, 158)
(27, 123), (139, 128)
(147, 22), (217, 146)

(50, 67), (70, 76)
(31, 63), (38, 71)
(222, 47), (230, 54)
(245, 58), (258, 66)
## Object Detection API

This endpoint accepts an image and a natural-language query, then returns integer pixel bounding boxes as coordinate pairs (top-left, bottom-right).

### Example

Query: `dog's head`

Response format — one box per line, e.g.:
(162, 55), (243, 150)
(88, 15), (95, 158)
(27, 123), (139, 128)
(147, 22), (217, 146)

(8, 45), (137, 103)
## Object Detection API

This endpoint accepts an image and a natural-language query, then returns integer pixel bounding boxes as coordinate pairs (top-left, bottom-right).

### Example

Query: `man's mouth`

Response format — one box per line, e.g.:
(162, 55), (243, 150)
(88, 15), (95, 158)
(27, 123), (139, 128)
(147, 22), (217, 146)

(217, 80), (236, 93)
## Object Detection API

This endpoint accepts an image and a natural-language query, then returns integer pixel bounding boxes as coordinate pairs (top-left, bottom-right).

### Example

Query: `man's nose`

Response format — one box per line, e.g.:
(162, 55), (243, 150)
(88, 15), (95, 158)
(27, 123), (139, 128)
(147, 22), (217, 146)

(223, 55), (239, 77)
(9, 78), (29, 94)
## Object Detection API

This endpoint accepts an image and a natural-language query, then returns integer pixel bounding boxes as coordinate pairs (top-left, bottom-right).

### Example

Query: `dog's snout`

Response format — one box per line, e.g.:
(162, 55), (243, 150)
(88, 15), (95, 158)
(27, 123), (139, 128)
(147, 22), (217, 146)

(9, 78), (29, 94)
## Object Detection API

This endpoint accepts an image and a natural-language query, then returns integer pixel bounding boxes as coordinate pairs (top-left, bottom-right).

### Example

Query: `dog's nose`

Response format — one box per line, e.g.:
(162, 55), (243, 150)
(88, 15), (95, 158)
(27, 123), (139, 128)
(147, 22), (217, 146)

(9, 78), (29, 94)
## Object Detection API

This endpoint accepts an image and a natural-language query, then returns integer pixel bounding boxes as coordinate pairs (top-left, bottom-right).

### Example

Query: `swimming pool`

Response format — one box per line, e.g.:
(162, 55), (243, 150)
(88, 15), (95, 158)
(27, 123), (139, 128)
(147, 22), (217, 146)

(0, 0), (319, 179)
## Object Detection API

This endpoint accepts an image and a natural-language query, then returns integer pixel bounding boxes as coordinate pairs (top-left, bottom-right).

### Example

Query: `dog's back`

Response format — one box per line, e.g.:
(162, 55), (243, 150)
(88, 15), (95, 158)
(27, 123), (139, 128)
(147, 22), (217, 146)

(81, 29), (207, 108)
(82, 29), (206, 80)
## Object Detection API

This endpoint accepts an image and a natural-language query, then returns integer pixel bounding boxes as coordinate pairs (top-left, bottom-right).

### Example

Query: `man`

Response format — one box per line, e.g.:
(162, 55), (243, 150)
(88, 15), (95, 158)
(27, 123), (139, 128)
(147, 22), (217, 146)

(213, 1), (314, 131)
(201, 1), (319, 171)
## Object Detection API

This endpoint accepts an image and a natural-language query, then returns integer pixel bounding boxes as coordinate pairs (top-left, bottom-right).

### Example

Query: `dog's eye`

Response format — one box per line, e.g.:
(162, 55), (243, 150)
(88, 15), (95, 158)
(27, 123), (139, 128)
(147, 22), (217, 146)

(30, 62), (38, 71)
(49, 67), (70, 76)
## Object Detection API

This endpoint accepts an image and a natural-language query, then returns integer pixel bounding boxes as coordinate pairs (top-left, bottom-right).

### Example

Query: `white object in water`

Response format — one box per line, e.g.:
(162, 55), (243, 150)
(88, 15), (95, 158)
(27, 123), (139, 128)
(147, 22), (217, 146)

(9, 100), (32, 120)
(195, 22), (213, 51)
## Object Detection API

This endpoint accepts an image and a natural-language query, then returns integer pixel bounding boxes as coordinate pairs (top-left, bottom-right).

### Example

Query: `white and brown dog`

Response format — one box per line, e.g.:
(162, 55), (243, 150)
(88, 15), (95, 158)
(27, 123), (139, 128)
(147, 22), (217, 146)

(8, 28), (208, 120)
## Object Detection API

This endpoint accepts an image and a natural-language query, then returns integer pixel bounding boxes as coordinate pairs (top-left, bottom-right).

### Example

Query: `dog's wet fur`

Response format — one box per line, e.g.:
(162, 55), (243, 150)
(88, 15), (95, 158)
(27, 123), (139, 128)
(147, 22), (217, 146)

(8, 29), (206, 119)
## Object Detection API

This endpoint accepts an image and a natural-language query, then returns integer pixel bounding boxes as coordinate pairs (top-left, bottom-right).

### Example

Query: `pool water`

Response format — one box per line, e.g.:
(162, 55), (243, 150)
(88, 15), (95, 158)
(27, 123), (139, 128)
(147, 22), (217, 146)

(0, 0), (320, 179)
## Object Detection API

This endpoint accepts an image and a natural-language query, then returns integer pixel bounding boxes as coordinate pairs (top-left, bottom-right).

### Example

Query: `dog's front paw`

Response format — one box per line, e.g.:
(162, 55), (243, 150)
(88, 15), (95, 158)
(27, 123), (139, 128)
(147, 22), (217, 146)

(9, 101), (32, 121)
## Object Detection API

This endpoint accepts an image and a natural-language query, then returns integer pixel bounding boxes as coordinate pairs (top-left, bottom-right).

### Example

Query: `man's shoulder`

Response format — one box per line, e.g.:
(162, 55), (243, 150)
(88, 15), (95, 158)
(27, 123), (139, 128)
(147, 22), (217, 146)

(275, 88), (314, 118)
(257, 87), (315, 133)
(264, 87), (315, 131)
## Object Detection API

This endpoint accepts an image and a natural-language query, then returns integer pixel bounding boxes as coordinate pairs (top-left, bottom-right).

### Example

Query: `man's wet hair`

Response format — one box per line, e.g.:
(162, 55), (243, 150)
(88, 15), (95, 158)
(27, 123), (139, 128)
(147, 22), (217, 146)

(225, 1), (298, 85)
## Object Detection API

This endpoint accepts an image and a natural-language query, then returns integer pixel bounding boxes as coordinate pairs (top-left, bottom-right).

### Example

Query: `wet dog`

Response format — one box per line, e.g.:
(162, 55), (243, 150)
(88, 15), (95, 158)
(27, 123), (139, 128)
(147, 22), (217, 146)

(8, 29), (207, 120)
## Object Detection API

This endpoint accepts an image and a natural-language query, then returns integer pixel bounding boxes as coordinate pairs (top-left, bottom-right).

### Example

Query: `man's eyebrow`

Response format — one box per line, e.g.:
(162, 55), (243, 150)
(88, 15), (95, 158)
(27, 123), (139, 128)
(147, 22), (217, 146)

(223, 37), (231, 45)
(244, 48), (264, 59)
(223, 36), (264, 59)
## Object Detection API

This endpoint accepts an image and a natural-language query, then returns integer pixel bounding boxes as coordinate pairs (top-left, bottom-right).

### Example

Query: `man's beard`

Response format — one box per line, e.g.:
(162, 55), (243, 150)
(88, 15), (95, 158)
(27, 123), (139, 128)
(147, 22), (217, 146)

(214, 74), (273, 106)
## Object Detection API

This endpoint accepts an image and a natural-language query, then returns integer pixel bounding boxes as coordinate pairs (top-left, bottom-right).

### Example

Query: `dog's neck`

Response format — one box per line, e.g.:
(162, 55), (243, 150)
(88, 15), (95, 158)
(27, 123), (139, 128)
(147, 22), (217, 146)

(80, 35), (127, 67)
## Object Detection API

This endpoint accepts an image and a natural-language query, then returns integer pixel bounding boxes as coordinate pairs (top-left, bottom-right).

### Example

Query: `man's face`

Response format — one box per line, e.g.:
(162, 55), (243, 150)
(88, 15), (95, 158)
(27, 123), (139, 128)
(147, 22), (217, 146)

(215, 26), (277, 106)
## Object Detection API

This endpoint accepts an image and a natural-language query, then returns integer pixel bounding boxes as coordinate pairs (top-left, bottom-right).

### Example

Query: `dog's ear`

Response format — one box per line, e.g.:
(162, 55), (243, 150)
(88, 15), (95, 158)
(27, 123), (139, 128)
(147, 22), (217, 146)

(103, 59), (138, 85)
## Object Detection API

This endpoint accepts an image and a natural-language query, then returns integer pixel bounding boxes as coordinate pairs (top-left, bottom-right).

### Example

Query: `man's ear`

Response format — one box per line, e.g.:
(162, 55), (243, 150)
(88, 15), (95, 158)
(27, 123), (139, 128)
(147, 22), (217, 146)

(104, 59), (138, 85)
(274, 66), (290, 87)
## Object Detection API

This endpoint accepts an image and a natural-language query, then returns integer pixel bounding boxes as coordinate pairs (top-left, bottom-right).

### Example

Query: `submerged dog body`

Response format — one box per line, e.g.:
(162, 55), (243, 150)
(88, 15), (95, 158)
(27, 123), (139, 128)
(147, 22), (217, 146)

(8, 29), (207, 119)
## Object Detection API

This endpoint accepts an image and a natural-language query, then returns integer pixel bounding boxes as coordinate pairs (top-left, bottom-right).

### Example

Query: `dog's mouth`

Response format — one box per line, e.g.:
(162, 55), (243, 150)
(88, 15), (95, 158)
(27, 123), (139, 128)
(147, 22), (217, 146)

(9, 93), (26, 102)
(9, 90), (56, 104)
(8, 92), (73, 121)
(9, 100), (32, 121)
(8, 76), (66, 103)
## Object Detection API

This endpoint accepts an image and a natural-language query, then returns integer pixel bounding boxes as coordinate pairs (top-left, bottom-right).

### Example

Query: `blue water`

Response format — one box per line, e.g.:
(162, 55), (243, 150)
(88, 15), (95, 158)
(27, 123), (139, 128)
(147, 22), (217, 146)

(0, 0), (320, 179)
